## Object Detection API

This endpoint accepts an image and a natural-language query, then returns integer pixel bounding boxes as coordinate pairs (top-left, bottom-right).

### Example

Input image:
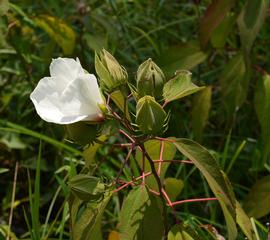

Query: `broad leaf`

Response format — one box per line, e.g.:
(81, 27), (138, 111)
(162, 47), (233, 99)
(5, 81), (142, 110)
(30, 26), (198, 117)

(254, 74), (270, 164)
(119, 186), (164, 240)
(243, 175), (270, 219)
(110, 90), (131, 121)
(164, 178), (184, 201)
(236, 201), (256, 240)
(168, 224), (201, 240)
(135, 139), (176, 191)
(220, 54), (249, 118)
(158, 42), (207, 76)
(199, 0), (235, 49)
(191, 86), (212, 142)
(238, 0), (269, 54)
(0, 0), (9, 16)
(34, 15), (76, 55)
(83, 135), (107, 168)
(70, 186), (112, 240)
(173, 139), (237, 240)
(163, 71), (204, 104)
(211, 13), (236, 48)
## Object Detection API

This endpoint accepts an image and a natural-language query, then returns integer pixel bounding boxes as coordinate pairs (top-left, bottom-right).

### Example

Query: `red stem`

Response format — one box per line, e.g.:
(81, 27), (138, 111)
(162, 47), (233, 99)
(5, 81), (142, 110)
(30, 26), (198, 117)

(171, 197), (218, 206)
(113, 172), (152, 193)
(119, 129), (135, 143)
(158, 141), (165, 176)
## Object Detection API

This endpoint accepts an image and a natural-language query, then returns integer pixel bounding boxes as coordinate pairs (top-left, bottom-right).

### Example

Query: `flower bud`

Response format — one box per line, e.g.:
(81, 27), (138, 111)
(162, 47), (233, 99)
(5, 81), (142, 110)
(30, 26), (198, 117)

(95, 49), (128, 92)
(136, 58), (165, 99)
(136, 95), (167, 135)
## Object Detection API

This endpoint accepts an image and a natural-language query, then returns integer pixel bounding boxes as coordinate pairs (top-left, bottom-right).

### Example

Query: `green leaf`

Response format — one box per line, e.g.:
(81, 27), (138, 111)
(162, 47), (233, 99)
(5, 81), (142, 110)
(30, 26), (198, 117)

(110, 90), (131, 121)
(164, 178), (184, 202)
(158, 42), (207, 76)
(168, 224), (201, 240)
(69, 174), (107, 202)
(34, 15), (76, 55)
(236, 201), (256, 240)
(0, 0), (9, 16)
(135, 139), (176, 191)
(243, 175), (270, 219)
(199, 0), (235, 49)
(220, 54), (249, 118)
(70, 185), (112, 240)
(173, 139), (237, 240)
(254, 74), (270, 164)
(119, 186), (164, 240)
(136, 96), (167, 135)
(211, 13), (236, 49)
(83, 135), (107, 168)
(84, 33), (107, 52)
(163, 70), (204, 104)
(237, 0), (269, 54)
(191, 86), (212, 142)
(0, 168), (9, 174)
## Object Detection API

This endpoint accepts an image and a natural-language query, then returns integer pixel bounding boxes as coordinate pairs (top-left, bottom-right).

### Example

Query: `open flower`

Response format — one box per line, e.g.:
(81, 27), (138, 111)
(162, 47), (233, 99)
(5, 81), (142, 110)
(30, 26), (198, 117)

(30, 57), (105, 124)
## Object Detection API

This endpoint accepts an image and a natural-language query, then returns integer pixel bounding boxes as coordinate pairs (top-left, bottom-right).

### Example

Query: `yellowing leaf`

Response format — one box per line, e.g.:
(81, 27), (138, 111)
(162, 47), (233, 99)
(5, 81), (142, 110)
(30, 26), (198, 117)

(108, 231), (120, 240)
(34, 15), (76, 55)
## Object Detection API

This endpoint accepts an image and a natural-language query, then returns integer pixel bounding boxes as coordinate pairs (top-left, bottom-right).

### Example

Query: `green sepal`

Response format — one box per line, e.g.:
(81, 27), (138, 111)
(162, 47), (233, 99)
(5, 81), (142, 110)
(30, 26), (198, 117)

(136, 95), (167, 135)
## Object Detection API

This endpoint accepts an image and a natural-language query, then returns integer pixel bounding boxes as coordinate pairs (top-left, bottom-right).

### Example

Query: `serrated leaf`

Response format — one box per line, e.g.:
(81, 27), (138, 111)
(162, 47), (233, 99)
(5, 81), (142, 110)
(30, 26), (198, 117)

(173, 139), (237, 240)
(254, 74), (270, 164)
(163, 71), (204, 104)
(191, 86), (212, 142)
(119, 186), (164, 240)
(220, 54), (249, 118)
(164, 178), (184, 201)
(243, 175), (270, 219)
(238, 0), (269, 54)
(199, 0), (235, 49)
(158, 42), (207, 76)
(34, 15), (76, 55)
(135, 139), (176, 191)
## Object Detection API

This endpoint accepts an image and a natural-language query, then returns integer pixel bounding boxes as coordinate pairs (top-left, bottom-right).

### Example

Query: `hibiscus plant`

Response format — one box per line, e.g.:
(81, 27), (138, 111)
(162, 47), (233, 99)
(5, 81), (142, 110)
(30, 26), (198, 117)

(30, 50), (256, 240)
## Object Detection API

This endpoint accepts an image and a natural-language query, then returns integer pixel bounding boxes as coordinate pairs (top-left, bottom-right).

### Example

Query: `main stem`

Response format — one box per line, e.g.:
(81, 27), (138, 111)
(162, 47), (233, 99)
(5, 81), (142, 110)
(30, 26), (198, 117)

(139, 144), (168, 235)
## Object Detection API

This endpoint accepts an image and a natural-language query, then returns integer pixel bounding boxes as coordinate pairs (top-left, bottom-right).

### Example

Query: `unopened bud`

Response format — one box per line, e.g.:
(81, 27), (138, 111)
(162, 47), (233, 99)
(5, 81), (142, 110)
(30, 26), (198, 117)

(136, 95), (167, 135)
(137, 58), (165, 99)
(95, 49), (128, 92)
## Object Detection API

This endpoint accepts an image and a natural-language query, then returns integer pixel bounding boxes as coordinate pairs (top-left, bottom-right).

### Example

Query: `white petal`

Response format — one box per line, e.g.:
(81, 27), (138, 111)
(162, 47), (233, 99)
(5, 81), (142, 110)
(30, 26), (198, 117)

(30, 77), (64, 123)
(58, 74), (105, 123)
(49, 58), (85, 90)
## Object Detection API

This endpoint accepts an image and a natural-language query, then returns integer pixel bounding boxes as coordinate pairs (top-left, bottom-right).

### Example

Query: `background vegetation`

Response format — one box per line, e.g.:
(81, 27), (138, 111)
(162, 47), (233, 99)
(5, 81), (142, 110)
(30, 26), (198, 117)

(1, 0), (270, 239)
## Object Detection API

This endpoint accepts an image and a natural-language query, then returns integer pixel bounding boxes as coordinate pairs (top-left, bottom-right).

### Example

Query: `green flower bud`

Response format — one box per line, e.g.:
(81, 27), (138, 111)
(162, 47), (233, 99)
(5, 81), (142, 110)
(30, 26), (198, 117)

(137, 58), (165, 99)
(95, 49), (128, 92)
(65, 122), (100, 145)
(69, 174), (106, 202)
(136, 95), (167, 135)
